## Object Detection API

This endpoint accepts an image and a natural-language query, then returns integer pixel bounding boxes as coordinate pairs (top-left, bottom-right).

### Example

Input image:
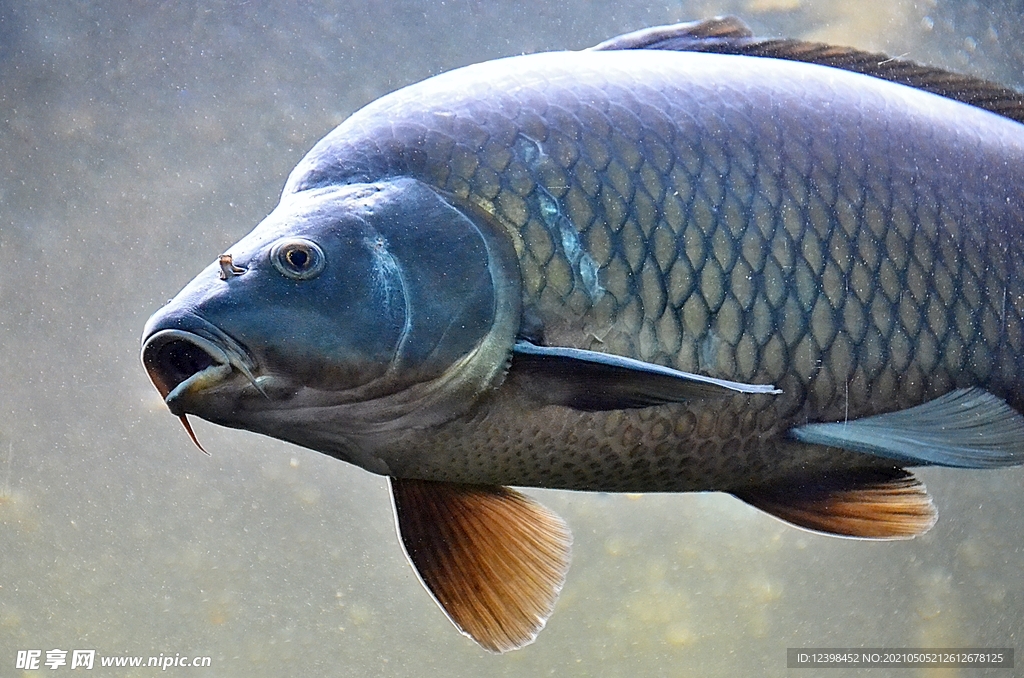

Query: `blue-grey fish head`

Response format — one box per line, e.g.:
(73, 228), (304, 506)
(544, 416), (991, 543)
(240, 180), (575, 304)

(141, 178), (520, 472)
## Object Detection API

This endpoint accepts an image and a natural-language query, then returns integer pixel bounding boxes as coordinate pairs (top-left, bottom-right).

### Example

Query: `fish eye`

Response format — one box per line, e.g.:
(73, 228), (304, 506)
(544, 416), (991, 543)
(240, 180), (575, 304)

(270, 238), (325, 280)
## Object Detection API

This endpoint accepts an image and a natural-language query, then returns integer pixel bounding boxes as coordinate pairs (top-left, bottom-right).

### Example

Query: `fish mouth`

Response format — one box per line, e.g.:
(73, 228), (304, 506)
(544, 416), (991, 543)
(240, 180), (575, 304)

(141, 328), (255, 415)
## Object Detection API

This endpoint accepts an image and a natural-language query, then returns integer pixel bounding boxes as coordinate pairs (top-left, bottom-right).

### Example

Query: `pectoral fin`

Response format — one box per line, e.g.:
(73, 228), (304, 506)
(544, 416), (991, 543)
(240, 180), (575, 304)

(733, 468), (937, 539)
(511, 340), (779, 411)
(791, 388), (1024, 468)
(389, 478), (572, 653)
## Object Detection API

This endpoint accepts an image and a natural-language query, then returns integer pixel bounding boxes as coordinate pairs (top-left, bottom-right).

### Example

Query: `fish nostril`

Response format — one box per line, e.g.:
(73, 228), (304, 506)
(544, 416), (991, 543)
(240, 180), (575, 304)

(152, 339), (217, 393)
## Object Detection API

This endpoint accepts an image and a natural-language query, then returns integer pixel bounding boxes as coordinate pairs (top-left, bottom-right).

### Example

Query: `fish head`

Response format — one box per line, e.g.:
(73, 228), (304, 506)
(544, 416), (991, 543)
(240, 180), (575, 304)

(141, 178), (520, 471)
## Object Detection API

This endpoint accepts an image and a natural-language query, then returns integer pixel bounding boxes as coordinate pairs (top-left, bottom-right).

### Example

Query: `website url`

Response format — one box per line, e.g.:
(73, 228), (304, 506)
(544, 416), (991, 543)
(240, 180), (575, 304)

(16, 649), (212, 671)
(101, 655), (212, 669)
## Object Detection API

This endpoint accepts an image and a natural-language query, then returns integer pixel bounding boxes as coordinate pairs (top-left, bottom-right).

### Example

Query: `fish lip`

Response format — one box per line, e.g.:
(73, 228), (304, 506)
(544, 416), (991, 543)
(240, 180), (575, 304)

(141, 326), (256, 415)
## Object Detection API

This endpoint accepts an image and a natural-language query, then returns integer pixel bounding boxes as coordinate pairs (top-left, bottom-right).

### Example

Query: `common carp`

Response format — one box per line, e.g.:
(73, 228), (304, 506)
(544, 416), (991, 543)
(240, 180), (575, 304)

(141, 18), (1024, 652)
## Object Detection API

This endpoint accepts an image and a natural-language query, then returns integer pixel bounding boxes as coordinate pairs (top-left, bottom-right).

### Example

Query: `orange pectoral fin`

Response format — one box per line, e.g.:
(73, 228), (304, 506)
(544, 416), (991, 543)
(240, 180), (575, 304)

(389, 478), (572, 653)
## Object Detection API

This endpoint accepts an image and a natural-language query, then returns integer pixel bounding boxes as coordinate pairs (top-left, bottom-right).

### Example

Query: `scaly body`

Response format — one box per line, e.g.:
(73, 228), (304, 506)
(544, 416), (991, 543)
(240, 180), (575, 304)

(142, 19), (1024, 652)
(288, 50), (1024, 491)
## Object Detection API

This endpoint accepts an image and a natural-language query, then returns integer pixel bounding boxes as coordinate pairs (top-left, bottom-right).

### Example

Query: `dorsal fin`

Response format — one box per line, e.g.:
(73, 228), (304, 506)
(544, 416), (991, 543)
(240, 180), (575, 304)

(588, 16), (753, 51)
(589, 17), (1024, 125)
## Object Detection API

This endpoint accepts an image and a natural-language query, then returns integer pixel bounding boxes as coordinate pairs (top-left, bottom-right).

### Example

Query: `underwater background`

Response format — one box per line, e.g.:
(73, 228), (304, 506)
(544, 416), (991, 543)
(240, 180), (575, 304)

(1, 1), (1022, 675)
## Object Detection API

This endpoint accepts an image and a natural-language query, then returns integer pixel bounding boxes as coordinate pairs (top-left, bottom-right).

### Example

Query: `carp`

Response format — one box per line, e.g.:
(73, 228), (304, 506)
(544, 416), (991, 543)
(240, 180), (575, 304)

(142, 18), (1024, 652)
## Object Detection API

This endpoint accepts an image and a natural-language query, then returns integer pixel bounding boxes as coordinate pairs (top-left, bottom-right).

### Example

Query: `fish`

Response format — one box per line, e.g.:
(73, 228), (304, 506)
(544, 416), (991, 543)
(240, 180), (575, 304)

(141, 17), (1024, 653)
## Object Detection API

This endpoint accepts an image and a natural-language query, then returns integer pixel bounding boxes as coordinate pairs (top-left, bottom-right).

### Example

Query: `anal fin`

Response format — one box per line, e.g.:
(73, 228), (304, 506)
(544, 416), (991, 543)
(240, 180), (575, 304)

(732, 468), (937, 539)
(389, 479), (572, 653)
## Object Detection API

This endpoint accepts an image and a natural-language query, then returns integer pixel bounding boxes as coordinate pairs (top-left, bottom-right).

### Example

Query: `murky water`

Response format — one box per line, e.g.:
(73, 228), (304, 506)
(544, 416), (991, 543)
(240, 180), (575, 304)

(1, 1), (1021, 676)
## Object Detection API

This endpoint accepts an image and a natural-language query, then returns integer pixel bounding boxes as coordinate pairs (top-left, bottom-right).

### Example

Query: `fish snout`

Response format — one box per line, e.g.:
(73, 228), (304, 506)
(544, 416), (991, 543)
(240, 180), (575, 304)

(141, 329), (234, 414)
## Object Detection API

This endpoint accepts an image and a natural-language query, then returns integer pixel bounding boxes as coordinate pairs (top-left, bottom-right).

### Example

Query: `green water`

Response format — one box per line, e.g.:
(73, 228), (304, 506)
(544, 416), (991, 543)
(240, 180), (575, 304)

(1, 1), (1021, 676)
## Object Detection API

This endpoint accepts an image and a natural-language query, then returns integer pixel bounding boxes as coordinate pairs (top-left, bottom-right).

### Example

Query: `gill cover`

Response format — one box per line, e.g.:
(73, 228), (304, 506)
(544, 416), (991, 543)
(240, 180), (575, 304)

(298, 177), (522, 431)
